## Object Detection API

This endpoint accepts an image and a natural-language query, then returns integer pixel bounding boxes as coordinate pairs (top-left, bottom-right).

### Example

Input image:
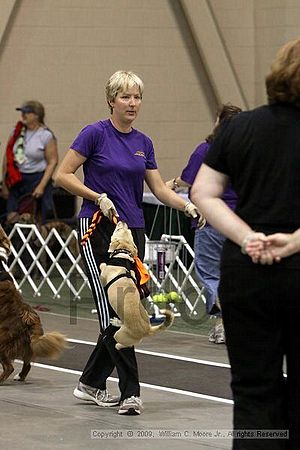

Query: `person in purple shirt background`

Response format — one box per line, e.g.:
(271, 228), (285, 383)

(166, 103), (242, 344)
(55, 70), (204, 416)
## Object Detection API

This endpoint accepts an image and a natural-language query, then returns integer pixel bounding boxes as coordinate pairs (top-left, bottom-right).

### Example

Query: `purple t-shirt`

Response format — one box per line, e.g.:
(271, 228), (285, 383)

(70, 119), (157, 227)
(181, 141), (237, 226)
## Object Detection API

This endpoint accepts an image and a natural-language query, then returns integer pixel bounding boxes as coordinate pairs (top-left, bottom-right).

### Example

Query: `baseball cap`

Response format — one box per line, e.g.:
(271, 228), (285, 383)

(16, 105), (36, 114)
(15, 100), (45, 122)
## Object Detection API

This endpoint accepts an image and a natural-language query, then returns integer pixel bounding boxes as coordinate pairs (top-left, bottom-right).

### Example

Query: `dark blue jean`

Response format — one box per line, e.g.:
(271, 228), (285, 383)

(7, 172), (54, 223)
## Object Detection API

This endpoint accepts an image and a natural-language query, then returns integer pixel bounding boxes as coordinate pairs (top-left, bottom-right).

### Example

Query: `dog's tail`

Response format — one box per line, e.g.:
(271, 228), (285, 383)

(31, 332), (68, 359)
(149, 309), (174, 335)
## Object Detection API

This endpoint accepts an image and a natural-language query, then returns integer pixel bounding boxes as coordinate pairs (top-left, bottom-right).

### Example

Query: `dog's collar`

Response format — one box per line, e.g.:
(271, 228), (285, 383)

(110, 248), (135, 262)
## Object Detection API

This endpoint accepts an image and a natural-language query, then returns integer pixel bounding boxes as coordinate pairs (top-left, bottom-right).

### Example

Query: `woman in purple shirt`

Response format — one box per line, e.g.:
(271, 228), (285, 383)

(55, 70), (202, 416)
(166, 104), (241, 344)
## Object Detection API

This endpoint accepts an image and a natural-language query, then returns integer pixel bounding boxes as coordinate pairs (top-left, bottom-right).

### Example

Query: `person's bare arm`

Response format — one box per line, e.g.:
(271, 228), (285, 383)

(145, 168), (204, 221)
(1, 154), (9, 199)
(191, 164), (262, 246)
(55, 149), (100, 201)
(246, 229), (300, 263)
(32, 138), (58, 198)
(165, 176), (190, 191)
(56, 149), (120, 220)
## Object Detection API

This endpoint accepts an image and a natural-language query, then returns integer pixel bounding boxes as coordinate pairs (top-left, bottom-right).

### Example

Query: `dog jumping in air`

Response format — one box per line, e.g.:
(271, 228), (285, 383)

(100, 221), (174, 350)
(0, 225), (68, 383)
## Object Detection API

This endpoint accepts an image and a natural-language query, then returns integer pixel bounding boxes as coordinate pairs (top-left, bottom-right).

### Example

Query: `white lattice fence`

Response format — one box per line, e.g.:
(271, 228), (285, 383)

(7, 223), (88, 299)
(6, 224), (206, 321)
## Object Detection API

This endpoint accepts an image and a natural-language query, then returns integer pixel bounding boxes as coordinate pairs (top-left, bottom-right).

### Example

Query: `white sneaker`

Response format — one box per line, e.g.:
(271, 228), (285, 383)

(118, 396), (144, 415)
(73, 382), (119, 407)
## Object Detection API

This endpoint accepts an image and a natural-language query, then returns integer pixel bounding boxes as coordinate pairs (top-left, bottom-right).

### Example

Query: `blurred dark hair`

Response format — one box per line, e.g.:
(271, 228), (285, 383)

(206, 103), (242, 143)
(265, 37), (300, 108)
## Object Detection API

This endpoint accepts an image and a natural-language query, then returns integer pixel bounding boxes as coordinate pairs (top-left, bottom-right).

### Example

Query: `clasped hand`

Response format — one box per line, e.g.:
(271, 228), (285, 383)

(242, 232), (298, 264)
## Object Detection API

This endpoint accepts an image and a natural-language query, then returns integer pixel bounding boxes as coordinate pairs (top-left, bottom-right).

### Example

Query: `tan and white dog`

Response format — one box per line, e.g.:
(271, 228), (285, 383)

(100, 221), (174, 350)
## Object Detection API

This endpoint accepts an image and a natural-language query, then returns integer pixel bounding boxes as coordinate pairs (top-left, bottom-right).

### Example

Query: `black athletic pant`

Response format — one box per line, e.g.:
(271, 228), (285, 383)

(78, 217), (145, 401)
(219, 245), (300, 450)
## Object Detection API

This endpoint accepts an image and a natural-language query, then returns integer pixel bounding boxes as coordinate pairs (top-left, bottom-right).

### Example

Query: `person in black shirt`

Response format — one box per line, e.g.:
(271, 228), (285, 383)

(191, 37), (300, 449)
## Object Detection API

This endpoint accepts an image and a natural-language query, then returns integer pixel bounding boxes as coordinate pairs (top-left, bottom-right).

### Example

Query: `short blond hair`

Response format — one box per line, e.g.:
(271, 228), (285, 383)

(105, 70), (144, 113)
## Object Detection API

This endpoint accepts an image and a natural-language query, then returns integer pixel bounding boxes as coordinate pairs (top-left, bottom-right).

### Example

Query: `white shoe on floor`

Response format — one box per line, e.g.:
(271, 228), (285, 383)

(118, 396), (144, 415)
(73, 382), (120, 407)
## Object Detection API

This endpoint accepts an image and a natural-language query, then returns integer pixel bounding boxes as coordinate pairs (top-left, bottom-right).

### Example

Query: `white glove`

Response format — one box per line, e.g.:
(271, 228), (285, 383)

(183, 201), (198, 218)
(95, 193), (119, 221)
(184, 201), (206, 229)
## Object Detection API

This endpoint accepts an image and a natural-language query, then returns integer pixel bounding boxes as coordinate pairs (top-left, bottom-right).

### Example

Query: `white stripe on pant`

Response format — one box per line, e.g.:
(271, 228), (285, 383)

(79, 217), (110, 331)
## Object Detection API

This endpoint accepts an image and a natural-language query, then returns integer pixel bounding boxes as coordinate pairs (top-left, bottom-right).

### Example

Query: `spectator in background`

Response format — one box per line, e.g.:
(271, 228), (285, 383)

(1, 100), (58, 224)
(191, 37), (300, 449)
(166, 103), (242, 344)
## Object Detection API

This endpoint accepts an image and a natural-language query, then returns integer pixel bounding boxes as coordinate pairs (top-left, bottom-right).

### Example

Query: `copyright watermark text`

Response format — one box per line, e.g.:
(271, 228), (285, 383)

(91, 429), (289, 440)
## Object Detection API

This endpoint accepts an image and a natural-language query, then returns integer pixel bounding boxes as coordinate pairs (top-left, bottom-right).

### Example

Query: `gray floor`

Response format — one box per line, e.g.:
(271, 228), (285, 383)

(1, 312), (234, 450)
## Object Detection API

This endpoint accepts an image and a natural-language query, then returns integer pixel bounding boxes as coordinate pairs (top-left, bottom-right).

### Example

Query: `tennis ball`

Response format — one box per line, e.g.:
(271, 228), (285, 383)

(153, 294), (165, 303)
(169, 291), (180, 302)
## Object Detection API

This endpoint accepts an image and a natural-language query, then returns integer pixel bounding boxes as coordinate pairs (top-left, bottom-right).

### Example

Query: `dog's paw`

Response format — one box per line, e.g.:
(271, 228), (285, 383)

(110, 317), (122, 327)
(13, 373), (25, 382)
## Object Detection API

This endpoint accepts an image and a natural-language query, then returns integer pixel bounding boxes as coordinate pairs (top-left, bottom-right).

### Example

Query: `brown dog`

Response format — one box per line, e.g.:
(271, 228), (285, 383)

(0, 225), (10, 262)
(6, 214), (79, 258)
(0, 225), (68, 383)
(100, 221), (174, 350)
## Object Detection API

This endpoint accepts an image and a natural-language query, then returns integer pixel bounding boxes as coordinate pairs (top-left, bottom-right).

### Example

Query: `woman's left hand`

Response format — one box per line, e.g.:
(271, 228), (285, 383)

(242, 232), (275, 264)
(1, 183), (9, 199)
(32, 184), (45, 198)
